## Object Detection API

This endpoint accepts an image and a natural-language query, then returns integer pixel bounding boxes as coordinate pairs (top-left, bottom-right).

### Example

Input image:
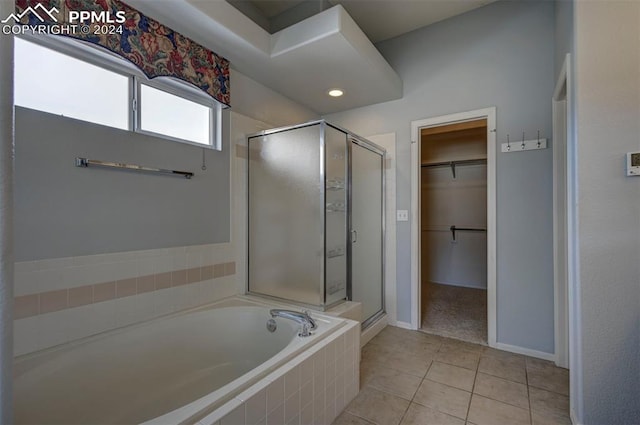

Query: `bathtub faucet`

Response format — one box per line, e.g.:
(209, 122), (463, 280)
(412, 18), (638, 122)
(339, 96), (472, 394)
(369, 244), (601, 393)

(270, 309), (317, 337)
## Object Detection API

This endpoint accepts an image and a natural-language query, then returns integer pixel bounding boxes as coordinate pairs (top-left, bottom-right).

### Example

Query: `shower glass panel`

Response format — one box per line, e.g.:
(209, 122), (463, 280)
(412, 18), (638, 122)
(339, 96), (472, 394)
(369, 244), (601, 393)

(248, 124), (324, 306)
(350, 141), (384, 325)
(325, 126), (348, 306)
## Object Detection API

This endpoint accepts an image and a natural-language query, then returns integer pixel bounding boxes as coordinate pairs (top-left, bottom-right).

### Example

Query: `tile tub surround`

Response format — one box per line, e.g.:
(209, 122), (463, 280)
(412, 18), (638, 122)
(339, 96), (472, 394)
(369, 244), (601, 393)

(14, 261), (236, 319)
(196, 320), (360, 425)
(13, 244), (238, 356)
(335, 326), (570, 425)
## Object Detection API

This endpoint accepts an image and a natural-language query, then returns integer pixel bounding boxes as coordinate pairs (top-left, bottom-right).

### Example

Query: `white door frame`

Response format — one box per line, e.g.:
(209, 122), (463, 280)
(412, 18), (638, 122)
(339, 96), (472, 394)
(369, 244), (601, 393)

(553, 54), (571, 369)
(410, 107), (497, 347)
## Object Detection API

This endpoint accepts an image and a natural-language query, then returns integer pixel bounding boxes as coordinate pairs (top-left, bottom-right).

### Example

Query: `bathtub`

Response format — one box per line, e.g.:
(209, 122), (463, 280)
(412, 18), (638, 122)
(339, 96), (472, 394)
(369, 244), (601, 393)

(14, 297), (360, 425)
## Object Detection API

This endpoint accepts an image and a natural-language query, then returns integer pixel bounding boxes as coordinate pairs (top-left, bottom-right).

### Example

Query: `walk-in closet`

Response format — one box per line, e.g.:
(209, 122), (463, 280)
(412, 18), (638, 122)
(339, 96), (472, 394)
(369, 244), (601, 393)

(420, 119), (488, 344)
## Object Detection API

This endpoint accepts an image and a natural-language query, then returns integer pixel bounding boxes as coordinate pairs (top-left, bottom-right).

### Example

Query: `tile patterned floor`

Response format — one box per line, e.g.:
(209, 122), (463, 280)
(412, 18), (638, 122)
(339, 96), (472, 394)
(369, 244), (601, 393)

(333, 326), (570, 425)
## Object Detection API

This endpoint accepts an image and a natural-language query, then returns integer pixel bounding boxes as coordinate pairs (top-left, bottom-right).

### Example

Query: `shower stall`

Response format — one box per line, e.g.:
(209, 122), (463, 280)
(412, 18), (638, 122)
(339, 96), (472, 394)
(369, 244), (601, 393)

(247, 121), (385, 327)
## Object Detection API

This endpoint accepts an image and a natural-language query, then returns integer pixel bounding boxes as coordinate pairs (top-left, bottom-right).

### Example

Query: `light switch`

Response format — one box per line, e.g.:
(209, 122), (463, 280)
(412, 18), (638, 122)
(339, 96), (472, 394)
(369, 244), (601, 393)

(397, 210), (409, 221)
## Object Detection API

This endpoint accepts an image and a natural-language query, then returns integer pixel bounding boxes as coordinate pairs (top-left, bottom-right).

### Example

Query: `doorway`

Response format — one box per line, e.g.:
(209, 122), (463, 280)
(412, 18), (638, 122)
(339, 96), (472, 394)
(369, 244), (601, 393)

(420, 119), (488, 343)
(410, 108), (497, 347)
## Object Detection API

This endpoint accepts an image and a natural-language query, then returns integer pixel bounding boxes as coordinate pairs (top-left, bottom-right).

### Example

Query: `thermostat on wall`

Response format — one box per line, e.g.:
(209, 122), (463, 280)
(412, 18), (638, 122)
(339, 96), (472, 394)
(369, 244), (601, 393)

(627, 152), (640, 176)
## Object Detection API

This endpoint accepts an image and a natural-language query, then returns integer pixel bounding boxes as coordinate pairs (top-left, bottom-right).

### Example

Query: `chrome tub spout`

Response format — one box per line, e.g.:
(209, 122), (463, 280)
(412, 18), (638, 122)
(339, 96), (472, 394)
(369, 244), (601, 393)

(270, 309), (317, 337)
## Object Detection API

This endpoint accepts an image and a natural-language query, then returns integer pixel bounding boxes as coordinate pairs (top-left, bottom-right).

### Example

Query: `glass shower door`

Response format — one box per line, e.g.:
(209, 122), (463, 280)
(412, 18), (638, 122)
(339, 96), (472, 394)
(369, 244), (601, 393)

(350, 140), (385, 326)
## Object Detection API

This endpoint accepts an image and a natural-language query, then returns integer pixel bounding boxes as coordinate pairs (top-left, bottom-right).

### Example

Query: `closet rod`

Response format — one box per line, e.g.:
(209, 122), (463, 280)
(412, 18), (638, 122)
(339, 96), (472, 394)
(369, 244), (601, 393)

(450, 225), (486, 241)
(421, 158), (486, 178)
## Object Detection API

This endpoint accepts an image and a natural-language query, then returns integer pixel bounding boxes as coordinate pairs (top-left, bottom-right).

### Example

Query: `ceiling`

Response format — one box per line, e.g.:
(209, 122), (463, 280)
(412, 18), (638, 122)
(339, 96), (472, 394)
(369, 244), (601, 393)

(125, 0), (495, 115)
(230, 0), (496, 42)
(250, 0), (306, 18)
(333, 0), (495, 43)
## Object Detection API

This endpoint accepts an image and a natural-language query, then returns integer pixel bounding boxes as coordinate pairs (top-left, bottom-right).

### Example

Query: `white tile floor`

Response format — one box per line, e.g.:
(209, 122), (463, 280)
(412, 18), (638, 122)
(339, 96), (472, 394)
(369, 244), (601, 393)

(334, 326), (570, 425)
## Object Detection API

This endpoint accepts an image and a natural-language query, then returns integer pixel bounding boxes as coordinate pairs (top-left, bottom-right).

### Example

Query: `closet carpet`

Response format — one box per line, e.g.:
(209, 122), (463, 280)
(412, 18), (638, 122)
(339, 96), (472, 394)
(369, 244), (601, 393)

(420, 282), (487, 344)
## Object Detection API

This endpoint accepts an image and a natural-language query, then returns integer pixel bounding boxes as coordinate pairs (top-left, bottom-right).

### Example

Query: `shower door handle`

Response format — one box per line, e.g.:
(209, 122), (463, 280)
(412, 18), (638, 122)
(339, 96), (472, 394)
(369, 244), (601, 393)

(351, 230), (358, 243)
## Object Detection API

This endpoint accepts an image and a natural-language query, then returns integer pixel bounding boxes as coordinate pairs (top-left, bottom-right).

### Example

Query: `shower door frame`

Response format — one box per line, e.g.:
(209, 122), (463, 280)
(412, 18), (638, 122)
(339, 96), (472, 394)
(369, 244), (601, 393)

(246, 120), (385, 315)
(347, 136), (386, 329)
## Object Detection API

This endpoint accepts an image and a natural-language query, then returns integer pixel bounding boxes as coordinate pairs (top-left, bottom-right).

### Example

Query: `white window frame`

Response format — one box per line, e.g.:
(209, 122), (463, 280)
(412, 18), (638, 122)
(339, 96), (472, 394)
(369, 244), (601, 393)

(16, 33), (222, 150)
(134, 77), (221, 149)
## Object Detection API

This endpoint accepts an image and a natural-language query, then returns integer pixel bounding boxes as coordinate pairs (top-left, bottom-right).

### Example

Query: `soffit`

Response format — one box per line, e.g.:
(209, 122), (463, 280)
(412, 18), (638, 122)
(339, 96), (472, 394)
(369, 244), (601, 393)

(126, 0), (403, 114)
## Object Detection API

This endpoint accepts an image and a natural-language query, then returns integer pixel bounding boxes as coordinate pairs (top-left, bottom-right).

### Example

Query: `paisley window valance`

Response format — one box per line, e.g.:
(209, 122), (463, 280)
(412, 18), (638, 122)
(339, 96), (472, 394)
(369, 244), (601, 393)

(14, 0), (231, 106)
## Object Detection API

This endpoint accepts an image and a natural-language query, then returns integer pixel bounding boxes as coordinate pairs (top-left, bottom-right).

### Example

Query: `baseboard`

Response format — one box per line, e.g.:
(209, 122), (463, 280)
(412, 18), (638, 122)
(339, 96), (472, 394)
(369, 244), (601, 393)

(393, 320), (414, 330)
(494, 342), (555, 361)
(570, 408), (581, 425)
(425, 279), (487, 290)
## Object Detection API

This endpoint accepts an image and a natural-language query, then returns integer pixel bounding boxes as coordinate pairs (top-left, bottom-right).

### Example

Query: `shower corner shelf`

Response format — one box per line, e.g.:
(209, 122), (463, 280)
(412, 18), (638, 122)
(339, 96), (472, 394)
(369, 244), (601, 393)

(327, 246), (346, 258)
(326, 179), (345, 191)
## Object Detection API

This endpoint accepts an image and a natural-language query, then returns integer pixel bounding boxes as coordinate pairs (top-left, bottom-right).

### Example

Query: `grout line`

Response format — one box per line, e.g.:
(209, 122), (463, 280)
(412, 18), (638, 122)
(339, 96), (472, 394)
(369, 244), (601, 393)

(352, 332), (444, 425)
(396, 350), (435, 425)
(526, 363), (533, 425)
(360, 328), (542, 424)
(466, 355), (480, 423)
(527, 382), (570, 397)
(473, 372), (532, 411)
(390, 326), (541, 423)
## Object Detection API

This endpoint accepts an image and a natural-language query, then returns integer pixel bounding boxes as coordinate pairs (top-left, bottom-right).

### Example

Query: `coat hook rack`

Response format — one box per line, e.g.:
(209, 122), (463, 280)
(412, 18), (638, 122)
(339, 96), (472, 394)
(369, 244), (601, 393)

(501, 131), (547, 153)
(537, 130), (541, 149)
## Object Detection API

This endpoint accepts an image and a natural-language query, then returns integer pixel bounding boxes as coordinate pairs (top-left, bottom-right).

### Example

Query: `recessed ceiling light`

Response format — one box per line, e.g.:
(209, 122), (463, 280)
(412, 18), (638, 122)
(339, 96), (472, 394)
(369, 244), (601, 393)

(328, 89), (344, 97)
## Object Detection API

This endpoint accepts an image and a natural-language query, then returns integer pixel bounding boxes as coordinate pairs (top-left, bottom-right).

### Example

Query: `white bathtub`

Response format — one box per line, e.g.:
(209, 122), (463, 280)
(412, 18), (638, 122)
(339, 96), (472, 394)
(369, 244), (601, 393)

(14, 297), (360, 425)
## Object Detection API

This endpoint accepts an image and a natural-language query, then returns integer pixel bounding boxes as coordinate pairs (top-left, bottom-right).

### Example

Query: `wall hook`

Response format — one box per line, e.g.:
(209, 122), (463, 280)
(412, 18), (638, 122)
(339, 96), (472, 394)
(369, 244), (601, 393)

(501, 132), (547, 153)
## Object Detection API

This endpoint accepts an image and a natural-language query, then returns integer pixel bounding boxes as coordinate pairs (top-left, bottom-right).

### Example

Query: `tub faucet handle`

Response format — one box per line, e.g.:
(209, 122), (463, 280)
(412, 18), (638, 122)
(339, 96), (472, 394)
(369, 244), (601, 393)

(302, 310), (317, 331)
(300, 322), (311, 338)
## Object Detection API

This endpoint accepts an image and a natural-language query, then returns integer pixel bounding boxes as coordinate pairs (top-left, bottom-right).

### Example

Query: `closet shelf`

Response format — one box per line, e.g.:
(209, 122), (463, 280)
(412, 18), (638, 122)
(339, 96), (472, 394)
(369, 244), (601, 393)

(450, 225), (486, 242)
(421, 225), (487, 242)
(421, 158), (486, 178)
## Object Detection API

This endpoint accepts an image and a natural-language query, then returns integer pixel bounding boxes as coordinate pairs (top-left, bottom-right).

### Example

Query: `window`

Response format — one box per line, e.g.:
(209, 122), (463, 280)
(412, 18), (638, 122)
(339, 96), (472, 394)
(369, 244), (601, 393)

(13, 36), (222, 149)
(138, 84), (212, 146)
(14, 37), (130, 130)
